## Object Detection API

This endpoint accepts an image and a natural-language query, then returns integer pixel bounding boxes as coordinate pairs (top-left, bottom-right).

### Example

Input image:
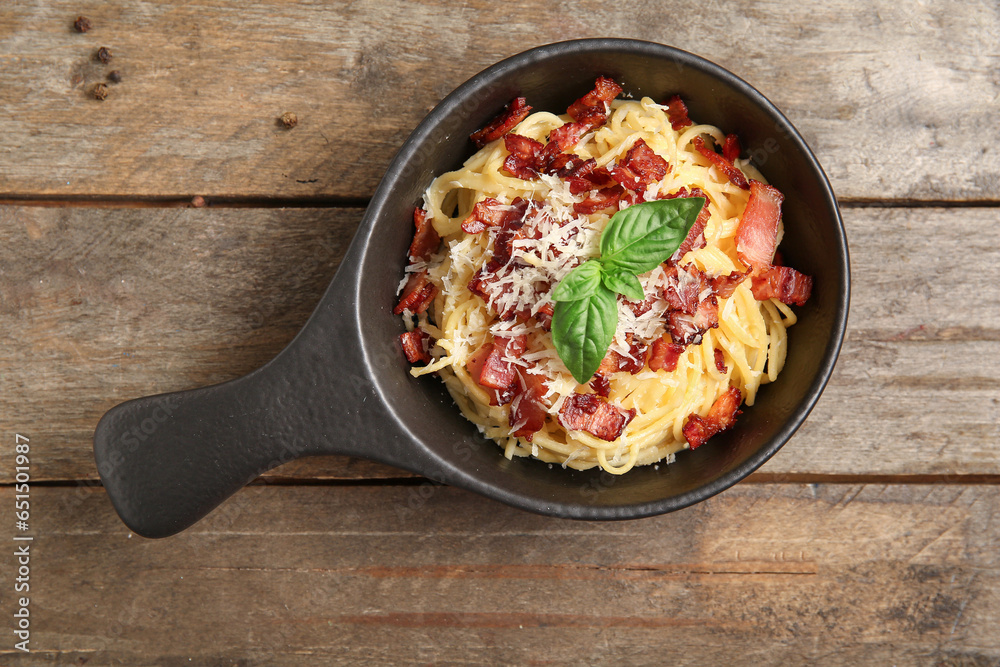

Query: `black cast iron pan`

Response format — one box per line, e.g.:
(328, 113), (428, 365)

(94, 39), (850, 538)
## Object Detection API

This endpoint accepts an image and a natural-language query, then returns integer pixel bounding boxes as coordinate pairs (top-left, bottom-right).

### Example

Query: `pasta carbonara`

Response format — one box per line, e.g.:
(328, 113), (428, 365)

(395, 78), (812, 475)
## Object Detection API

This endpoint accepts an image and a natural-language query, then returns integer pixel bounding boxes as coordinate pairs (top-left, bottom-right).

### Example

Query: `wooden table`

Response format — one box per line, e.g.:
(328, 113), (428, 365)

(2, 1), (998, 664)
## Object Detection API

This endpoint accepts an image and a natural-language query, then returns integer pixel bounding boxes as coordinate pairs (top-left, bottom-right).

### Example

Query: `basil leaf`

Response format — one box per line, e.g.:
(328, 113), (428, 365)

(599, 198), (705, 274)
(552, 283), (618, 384)
(551, 260), (603, 302)
(550, 198), (705, 385)
(602, 269), (644, 301)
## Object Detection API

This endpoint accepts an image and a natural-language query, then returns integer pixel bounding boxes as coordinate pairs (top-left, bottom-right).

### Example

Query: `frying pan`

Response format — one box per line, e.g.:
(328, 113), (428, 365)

(94, 39), (850, 538)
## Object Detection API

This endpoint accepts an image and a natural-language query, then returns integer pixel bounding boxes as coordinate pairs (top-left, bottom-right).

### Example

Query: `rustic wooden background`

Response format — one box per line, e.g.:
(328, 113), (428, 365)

(1, 0), (999, 664)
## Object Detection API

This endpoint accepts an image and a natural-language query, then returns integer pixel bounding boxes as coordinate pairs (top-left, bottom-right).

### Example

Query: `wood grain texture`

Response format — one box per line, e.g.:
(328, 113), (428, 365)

(1, 3), (997, 664)
(0, 484), (997, 665)
(0, 0), (998, 201)
(1, 205), (998, 482)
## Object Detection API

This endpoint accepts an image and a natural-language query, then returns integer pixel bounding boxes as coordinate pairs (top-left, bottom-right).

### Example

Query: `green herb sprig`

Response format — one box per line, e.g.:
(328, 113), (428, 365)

(551, 198), (705, 383)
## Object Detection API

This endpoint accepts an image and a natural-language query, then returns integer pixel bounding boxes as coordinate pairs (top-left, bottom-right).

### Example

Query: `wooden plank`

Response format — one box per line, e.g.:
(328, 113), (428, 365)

(1, 205), (998, 481)
(0, 204), (404, 481)
(0, 484), (997, 664)
(0, 1), (998, 201)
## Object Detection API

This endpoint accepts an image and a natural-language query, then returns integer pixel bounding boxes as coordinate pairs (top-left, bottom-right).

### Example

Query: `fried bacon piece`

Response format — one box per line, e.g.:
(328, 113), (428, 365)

(467, 335), (528, 406)
(680, 205), (710, 257)
(682, 387), (742, 449)
(711, 271), (748, 298)
(462, 198), (501, 235)
(589, 373), (611, 397)
(466, 354), (516, 406)
(609, 139), (670, 192)
(736, 180), (784, 273)
(461, 197), (529, 234)
(534, 302), (554, 331)
(750, 265), (813, 306)
(586, 166), (617, 189)
(692, 136), (750, 190)
(620, 189), (647, 207)
(530, 124), (590, 177)
(661, 185), (707, 202)
(558, 393), (636, 442)
(574, 185), (624, 214)
(596, 334), (648, 376)
(547, 152), (577, 174)
(470, 97), (533, 148)
(662, 263), (714, 314)
(503, 134), (546, 179)
(547, 121), (590, 152)
(466, 339), (506, 391)
(714, 348), (728, 373)
(399, 329), (433, 364)
(482, 335), (527, 390)
(624, 335), (650, 372)
(667, 295), (719, 345)
(564, 161), (615, 194)
(662, 187), (710, 260)
(557, 157), (608, 180)
(722, 134), (741, 163)
(567, 76), (623, 128)
(664, 95), (693, 130)
(467, 268), (492, 302)
(468, 338), (548, 439)
(648, 338), (686, 372)
(590, 335), (648, 397)
(394, 270), (438, 315)
(553, 155), (593, 178)
(408, 207), (440, 261)
(509, 370), (549, 440)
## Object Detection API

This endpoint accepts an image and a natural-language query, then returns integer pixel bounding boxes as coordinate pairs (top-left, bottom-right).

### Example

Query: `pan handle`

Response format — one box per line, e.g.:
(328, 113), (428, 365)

(93, 272), (406, 538)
